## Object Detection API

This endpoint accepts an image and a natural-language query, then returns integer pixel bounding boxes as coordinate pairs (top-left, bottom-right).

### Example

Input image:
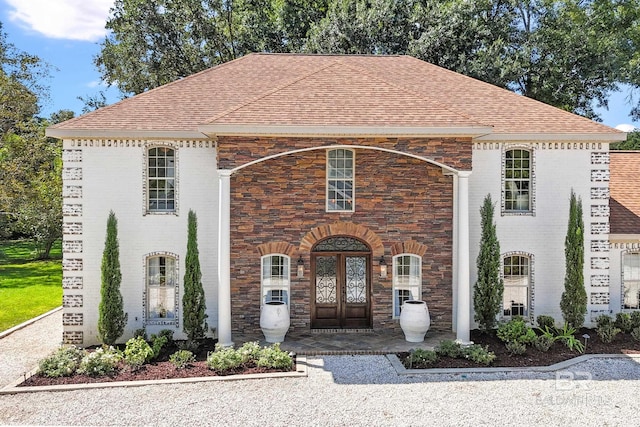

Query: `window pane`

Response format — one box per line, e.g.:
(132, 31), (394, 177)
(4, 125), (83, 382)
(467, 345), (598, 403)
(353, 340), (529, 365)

(504, 149), (531, 212)
(327, 149), (354, 211)
(503, 255), (530, 317)
(147, 256), (177, 320)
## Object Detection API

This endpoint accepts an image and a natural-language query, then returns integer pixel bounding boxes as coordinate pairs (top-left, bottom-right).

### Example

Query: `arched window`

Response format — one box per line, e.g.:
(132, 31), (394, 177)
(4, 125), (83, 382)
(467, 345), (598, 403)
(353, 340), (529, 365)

(327, 148), (354, 212)
(504, 149), (531, 212)
(502, 254), (531, 318)
(148, 147), (176, 212)
(261, 254), (290, 306)
(623, 252), (640, 309)
(392, 254), (422, 318)
(146, 254), (178, 323)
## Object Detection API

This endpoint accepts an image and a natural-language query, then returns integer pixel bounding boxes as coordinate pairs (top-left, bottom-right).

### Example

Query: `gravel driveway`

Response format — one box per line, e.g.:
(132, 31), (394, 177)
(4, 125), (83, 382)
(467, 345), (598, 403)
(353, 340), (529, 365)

(2, 312), (640, 426)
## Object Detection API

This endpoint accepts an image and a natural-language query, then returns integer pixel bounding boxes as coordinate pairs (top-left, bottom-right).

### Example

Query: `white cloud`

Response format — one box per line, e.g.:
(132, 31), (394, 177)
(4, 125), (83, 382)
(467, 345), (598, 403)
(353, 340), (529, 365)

(6, 0), (113, 42)
(615, 124), (637, 132)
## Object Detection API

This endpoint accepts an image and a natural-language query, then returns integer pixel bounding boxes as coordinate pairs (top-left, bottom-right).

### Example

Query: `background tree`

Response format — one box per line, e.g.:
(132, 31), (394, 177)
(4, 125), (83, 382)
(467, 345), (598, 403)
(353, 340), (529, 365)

(560, 190), (587, 328)
(611, 131), (640, 150)
(98, 211), (128, 345)
(473, 194), (504, 333)
(183, 210), (207, 342)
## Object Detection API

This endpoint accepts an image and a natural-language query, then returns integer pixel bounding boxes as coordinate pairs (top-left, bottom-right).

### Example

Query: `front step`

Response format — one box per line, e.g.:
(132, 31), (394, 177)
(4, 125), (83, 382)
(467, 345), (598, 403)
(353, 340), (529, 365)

(310, 328), (375, 334)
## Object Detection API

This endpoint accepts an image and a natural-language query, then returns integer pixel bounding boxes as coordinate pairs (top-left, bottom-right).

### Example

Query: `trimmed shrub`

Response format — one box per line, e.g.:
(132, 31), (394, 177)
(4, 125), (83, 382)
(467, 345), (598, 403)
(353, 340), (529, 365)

(238, 341), (262, 363)
(497, 317), (536, 345)
(631, 311), (640, 329)
(435, 340), (463, 358)
(463, 345), (496, 365)
(38, 346), (86, 378)
(182, 210), (207, 342)
(597, 323), (621, 344)
(615, 312), (634, 333)
(124, 336), (154, 369)
(631, 327), (640, 342)
(407, 349), (439, 366)
(206, 345), (243, 372)
(560, 190), (587, 328)
(169, 350), (196, 369)
(505, 341), (527, 355)
(256, 343), (293, 370)
(149, 334), (169, 360)
(133, 328), (147, 340)
(533, 335), (555, 352)
(157, 329), (175, 344)
(78, 346), (122, 376)
(536, 315), (555, 331)
(596, 314), (614, 328)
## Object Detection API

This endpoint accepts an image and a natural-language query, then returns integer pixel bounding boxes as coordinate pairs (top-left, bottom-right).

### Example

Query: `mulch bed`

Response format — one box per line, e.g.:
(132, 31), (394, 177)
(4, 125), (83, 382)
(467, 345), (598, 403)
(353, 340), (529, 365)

(398, 328), (640, 369)
(19, 339), (295, 387)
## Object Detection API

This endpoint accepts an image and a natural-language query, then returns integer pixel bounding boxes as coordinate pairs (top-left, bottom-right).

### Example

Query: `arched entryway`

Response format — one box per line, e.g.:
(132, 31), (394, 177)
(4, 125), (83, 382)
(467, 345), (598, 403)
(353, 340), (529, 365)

(311, 236), (372, 329)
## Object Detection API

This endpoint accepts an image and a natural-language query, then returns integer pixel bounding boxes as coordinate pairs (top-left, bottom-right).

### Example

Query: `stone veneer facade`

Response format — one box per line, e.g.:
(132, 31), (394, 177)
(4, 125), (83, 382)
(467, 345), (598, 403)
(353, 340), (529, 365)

(217, 136), (472, 335)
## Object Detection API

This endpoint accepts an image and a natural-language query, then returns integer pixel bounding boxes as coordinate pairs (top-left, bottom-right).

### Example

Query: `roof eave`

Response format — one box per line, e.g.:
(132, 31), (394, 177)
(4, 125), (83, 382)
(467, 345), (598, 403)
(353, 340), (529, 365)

(475, 132), (626, 142)
(45, 128), (209, 140)
(198, 124), (494, 138)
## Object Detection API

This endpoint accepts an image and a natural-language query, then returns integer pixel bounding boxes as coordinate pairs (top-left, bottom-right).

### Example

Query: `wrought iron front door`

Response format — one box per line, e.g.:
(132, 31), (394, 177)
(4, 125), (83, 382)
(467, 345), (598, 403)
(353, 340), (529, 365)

(311, 251), (371, 328)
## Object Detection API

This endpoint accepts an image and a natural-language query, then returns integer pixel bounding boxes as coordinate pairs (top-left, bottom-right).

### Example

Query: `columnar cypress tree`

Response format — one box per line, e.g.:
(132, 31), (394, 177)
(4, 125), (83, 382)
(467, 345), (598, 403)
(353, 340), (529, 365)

(98, 211), (127, 345)
(473, 194), (504, 333)
(560, 190), (587, 328)
(183, 210), (207, 341)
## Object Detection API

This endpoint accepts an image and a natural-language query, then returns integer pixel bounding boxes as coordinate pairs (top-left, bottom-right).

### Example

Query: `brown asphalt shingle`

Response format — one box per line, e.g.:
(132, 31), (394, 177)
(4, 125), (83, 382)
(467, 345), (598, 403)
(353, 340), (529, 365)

(610, 151), (640, 234)
(51, 53), (622, 136)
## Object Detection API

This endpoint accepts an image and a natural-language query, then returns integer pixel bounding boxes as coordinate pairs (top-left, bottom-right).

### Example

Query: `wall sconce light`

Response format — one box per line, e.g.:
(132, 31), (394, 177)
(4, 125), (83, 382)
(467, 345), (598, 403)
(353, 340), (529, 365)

(297, 255), (305, 278)
(379, 255), (387, 279)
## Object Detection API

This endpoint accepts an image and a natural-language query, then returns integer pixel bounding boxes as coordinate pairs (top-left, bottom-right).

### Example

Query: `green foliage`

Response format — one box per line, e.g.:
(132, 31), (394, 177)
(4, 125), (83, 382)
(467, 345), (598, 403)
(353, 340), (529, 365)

(238, 341), (262, 363)
(157, 329), (175, 343)
(256, 343), (294, 370)
(560, 190), (586, 328)
(496, 317), (536, 345)
(406, 349), (439, 367)
(132, 328), (147, 340)
(596, 314), (614, 328)
(435, 339), (463, 358)
(533, 335), (555, 352)
(77, 346), (122, 376)
(182, 210), (207, 342)
(536, 315), (556, 330)
(505, 340), (527, 356)
(169, 350), (196, 369)
(555, 323), (585, 353)
(632, 311), (640, 329)
(631, 327), (640, 342)
(38, 346), (85, 378)
(98, 211), (128, 345)
(149, 334), (169, 360)
(463, 344), (496, 366)
(124, 336), (155, 369)
(206, 344), (244, 372)
(473, 194), (503, 333)
(615, 312), (634, 333)
(596, 323), (621, 344)
(610, 131), (640, 151)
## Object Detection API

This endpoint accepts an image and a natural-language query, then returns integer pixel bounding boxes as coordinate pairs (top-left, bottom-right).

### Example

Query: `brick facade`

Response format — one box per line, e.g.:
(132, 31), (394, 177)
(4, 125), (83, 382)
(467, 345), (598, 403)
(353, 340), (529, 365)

(222, 137), (471, 335)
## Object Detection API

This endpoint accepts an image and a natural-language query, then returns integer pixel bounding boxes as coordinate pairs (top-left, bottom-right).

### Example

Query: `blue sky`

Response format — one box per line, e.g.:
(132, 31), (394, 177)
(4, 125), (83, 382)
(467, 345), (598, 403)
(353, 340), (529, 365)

(2, 0), (639, 131)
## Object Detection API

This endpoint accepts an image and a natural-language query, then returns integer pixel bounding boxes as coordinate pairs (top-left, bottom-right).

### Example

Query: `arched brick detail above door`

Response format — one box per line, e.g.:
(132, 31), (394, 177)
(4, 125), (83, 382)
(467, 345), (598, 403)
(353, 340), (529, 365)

(256, 241), (297, 257)
(390, 240), (428, 257)
(299, 222), (384, 257)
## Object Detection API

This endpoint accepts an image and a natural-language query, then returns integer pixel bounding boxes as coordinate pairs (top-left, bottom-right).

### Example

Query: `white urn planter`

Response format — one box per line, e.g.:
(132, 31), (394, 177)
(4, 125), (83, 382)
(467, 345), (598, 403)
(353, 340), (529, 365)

(399, 300), (431, 342)
(260, 301), (290, 343)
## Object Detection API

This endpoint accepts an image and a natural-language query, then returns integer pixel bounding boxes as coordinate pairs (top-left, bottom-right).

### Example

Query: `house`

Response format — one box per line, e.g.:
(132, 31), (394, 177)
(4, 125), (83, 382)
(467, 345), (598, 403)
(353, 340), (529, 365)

(47, 53), (627, 346)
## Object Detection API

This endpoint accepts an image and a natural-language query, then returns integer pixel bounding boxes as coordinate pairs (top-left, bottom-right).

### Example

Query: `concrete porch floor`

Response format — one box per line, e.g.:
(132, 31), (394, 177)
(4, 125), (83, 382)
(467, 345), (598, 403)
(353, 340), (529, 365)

(233, 329), (456, 355)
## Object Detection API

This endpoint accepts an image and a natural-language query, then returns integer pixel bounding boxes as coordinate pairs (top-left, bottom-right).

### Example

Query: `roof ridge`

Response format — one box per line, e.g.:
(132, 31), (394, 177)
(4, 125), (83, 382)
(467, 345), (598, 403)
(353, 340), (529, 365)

(204, 59), (343, 124)
(400, 56), (621, 134)
(53, 54), (256, 129)
(333, 56), (491, 128)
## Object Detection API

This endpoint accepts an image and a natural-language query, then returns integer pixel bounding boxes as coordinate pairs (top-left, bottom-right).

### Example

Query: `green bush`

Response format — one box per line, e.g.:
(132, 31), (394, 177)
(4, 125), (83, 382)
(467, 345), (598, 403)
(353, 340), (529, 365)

(77, 346), (122, 376)
(206, 345), (243, 372)
(407, 349), (439, 367)
(435, 340), (463, 358)
(496, 317), (536, 345)
(533, 335), (555, 352)
(157, 329), (175, 344)
(631, 312), (640, 329)
(132, 328), (147, 340)
(256, 343), (293, 370)
(555, 323), (585, 353)
(238, 341), (262, 363)
(149, 334), (169, 360)
(169, 350), (196, 369)
(536, 315), (555, 330)
(38, 346), (86, 378)
(124, 336), (155, 369)
(596, 314), (613, 328)
(505, 340), (527, 355)
(631, 327), (640, 342)
(463, 345), (496, 365)
(597, 323), (621, 344)
(615, 312), (634, 333)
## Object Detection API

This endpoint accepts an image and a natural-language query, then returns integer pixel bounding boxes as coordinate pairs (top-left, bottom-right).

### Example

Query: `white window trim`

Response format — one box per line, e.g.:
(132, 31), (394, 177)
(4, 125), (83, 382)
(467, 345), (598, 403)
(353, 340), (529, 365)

(326, 148), (355, 213)
(143, 143), (179, 216)
(392, 254), (422, 319)
(501, 145), (535, 216)
(143, 252), (180, 327)
(501, 252), (535, 321)
(261, 254), (291, 306)
(622, 251), (640, 310)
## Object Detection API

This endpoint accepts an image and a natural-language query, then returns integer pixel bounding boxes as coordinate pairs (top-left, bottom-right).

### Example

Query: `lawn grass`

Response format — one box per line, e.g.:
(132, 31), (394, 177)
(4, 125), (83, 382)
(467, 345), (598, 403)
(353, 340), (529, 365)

(0, 239), (62, 332)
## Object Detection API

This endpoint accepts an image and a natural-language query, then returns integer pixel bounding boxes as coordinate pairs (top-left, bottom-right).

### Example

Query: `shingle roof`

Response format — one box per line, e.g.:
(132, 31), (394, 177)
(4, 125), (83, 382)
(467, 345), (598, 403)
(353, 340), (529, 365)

(610, 151), (640, 234)
(50, 53), (623, 139)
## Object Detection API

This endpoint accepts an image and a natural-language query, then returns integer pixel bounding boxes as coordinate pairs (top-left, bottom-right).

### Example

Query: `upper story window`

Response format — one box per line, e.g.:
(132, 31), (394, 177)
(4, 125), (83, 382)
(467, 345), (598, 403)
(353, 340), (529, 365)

(148, 147), (176, 212)
(623, 252), (640, 310)
(504, 148), (532, 213)
(327, 149), (354, 212)
(502, 254), (531, 318)
(146, 254), (178, 323)
(392, 254), (422, 318)
(261, 254), (290, 306)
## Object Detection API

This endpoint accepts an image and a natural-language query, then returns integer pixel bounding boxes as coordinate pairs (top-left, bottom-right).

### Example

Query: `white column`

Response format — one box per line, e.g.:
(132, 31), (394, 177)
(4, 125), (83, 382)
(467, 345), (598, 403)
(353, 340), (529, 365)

(217, 170), (233, 347)
(451, 174), (458, 332)
(456, 171), (472, 344)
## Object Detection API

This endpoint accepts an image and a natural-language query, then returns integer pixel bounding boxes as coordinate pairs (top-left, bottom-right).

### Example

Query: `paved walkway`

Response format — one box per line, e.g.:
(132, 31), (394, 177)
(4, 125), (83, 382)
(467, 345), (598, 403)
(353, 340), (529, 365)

(0, 309), (62, 388)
